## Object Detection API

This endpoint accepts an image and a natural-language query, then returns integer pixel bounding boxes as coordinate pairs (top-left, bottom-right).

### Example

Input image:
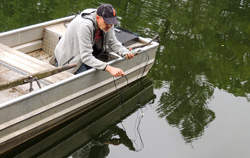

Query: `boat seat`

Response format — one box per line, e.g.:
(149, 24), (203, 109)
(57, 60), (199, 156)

(0, 43), (73, 84)
(42, 23), (67, 56)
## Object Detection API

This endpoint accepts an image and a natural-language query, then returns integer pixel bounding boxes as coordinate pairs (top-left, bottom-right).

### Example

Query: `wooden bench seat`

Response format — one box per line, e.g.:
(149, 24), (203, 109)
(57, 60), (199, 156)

(0, 43), (73, 84)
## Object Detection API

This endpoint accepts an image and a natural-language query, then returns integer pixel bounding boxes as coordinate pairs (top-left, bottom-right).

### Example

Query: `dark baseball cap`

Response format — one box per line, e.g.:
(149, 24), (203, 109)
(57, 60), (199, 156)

(97, 4), (118, 25)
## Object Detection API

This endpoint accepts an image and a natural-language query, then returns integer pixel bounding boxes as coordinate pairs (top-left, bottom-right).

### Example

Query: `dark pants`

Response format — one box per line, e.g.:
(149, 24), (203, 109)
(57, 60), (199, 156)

(74, 48), (105, 74)
(74, 63), (92, 74)
(55, 58), (92, 75)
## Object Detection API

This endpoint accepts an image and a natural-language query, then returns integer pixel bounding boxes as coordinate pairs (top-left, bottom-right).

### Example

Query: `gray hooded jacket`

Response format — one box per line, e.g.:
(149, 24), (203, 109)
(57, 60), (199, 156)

(54, 9), (128, 73)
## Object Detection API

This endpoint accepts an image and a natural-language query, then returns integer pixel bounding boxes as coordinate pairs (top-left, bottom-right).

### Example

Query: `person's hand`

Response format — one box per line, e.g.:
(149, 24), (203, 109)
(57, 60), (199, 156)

(125, 53), (134, 59)
(122, 48), (137, 59)
(105, 65), (124, 77)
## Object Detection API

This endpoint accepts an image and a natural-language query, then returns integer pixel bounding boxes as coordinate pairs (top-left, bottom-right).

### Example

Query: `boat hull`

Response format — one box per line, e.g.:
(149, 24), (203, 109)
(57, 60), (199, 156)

(1, 77), (154, 158)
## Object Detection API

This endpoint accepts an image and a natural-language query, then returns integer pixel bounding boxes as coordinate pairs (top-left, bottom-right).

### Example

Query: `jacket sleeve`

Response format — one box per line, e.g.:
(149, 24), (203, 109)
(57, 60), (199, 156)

(77, 21), (107, 70)
(107, 27), (128, 56)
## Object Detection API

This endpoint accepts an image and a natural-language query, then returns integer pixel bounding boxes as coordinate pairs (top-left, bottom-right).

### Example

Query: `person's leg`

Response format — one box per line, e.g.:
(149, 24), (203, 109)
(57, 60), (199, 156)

(74, 63), (92, 74)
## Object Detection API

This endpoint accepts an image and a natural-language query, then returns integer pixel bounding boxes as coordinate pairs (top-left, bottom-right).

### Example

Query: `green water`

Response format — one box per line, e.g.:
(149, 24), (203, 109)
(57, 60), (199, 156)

(0, 0), (250, 157)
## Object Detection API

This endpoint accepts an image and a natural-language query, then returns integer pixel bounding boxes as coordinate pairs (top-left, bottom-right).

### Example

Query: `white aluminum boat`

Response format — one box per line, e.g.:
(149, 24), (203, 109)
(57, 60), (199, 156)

(2, 77), (155, 157)
(0, 15), (159, 153)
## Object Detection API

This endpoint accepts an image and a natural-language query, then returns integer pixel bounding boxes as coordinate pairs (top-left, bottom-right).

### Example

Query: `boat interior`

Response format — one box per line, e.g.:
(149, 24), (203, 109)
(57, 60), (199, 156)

(0, 20), (148, 103)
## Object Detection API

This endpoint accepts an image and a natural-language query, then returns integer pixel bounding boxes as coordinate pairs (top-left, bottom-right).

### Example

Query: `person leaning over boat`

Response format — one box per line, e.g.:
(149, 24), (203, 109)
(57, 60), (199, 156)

(54, 4), (134, 77)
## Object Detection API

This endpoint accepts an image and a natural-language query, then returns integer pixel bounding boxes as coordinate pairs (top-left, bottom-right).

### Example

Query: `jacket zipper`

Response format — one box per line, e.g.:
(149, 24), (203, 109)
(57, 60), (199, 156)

(63, 56), (74, 66)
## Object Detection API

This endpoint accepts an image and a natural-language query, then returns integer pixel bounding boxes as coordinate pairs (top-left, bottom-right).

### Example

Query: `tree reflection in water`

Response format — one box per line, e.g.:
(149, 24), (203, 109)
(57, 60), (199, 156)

(156, 80), (215, 143)
(146, 0), (249, 143)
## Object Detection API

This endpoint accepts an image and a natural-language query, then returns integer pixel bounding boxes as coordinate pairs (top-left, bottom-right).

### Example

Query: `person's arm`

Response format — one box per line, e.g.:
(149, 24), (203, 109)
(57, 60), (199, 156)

(105, 65), (124, 77)
(107, 27), (134, 59)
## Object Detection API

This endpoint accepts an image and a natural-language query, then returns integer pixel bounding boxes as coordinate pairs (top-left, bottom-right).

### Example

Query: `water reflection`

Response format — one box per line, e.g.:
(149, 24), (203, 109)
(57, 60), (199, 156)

(148, 0), (250, 142)
(0, 0), (99, 32)
(156, 82), (215, 143)
(150, 0), (250, 97)
(70, 125), (135, 158)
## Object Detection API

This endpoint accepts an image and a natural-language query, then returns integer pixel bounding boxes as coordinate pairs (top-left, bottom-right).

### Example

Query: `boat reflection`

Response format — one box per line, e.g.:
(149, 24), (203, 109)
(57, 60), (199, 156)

(1, 77), (155, 158)
(70, 125), (135, 158)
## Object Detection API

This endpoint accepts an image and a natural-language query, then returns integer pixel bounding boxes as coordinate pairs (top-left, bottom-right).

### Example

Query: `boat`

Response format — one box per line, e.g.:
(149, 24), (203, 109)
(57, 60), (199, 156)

(1, 77), (155, 157)
(0, 15), (159, 153)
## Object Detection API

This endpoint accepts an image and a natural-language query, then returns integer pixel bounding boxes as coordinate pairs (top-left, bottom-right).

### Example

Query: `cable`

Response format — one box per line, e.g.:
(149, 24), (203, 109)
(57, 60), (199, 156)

(111, 45), (150, 152)
(135, 51), (150, 110)
(130, 51), (150, 152)
(112, 75), (129, 133)
(63, 11), (80, 28)
(112, 75), (129, 118)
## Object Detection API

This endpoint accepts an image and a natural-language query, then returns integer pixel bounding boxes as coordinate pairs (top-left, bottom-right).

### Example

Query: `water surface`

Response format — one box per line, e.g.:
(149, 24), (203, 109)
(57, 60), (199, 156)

(0, 0), (250, 157)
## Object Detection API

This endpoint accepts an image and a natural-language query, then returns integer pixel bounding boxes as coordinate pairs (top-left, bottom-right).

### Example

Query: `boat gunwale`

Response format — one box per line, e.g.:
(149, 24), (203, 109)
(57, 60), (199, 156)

(0, 16), (75, 37)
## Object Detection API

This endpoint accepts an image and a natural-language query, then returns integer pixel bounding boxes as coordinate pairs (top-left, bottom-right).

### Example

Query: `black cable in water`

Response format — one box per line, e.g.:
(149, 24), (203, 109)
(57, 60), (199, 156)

(136, 51), (150, 110)
(134, 114), (145, 152)
(111, 49), (150, 152)
(112, 75), (129, 132)
(129, 51), (151, 152)
(112, 75), (129, 118)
